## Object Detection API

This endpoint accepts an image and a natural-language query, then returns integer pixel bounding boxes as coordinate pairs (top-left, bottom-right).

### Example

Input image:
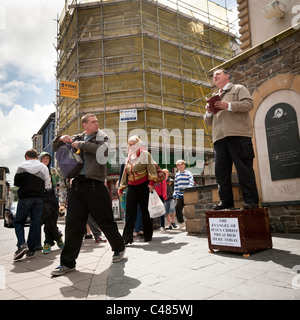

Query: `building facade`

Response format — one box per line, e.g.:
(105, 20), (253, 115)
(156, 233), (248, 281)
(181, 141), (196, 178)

(32, 112), (56, 167)
(0, 165), (10, 219)
(55, 0), (237, 182)
(237, 0), (300, 50)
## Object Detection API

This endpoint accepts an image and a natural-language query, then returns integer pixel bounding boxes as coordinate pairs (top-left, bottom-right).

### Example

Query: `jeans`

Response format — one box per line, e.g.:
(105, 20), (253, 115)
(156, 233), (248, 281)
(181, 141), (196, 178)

(175, 198), (185, 223)
(134, 205), (143, 233)
(159, 196), (165, 227)
(87, 214), (102, 239)
(14, 197), (43, 252)
(42, 202), (61, 244)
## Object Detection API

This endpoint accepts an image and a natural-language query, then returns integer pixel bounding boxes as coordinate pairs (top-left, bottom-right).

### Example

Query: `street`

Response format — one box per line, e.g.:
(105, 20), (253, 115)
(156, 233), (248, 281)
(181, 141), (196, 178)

(1, 226), (300, 300)
(0, 222), (19, 257)
(0, 219), (65, 258)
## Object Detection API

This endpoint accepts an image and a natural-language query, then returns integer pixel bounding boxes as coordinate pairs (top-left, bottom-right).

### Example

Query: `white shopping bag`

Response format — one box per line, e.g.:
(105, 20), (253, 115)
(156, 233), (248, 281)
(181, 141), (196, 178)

(148, 190), (165, 218)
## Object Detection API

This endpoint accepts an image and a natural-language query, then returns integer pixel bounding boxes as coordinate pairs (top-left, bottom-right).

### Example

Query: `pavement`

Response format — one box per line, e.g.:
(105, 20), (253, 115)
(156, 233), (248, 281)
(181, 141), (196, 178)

(1, 221), (300, 301)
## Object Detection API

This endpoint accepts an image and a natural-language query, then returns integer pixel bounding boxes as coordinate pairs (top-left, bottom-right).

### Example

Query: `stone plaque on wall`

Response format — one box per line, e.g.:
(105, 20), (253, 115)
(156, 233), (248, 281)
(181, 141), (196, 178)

(265, 103), (300, 181)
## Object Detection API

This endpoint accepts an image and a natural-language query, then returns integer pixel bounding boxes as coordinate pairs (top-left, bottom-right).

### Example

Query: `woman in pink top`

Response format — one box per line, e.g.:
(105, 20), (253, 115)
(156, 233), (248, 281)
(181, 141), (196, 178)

(155, 179), (167, 230)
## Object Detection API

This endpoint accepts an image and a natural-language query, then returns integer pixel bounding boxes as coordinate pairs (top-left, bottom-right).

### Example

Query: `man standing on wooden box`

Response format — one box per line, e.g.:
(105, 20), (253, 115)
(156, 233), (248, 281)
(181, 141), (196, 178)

(204, 68), (259, 210)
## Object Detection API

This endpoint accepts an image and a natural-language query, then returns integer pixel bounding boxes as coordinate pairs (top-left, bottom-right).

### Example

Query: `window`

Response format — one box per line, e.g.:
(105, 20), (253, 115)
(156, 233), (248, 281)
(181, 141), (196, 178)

(32, 135), (42, 154)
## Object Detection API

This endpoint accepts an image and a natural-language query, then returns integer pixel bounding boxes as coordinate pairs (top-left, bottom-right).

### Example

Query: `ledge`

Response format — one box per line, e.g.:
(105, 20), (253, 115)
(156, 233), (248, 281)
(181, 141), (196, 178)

(262, 200), (300, 207)
(180, 182), (240, 193)
(180, 184), (217, 193)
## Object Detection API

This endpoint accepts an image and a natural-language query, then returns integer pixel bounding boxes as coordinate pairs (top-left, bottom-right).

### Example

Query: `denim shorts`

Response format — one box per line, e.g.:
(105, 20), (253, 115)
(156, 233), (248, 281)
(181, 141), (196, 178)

(164, 199), (175, 214)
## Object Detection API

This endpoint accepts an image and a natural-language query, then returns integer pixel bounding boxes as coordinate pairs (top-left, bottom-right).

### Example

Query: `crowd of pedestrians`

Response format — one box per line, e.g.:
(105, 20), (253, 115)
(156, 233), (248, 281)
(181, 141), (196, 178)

(10, 68), (257, 278)
(11, 129), (193, 276)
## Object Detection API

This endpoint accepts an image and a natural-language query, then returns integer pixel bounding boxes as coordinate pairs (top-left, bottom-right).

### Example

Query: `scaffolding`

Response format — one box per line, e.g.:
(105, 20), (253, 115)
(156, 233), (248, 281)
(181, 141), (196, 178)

(55, 0), (237, 173)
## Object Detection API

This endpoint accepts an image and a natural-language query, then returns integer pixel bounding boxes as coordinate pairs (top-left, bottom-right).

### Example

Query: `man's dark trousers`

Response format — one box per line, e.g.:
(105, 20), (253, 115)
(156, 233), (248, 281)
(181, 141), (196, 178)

(214, 136), (259, 206)
(61, 176), (125, 268)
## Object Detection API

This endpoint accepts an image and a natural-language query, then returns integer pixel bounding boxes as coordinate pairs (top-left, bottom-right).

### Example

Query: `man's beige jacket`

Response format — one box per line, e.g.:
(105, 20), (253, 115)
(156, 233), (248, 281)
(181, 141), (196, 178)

(204, 83), (254, 143)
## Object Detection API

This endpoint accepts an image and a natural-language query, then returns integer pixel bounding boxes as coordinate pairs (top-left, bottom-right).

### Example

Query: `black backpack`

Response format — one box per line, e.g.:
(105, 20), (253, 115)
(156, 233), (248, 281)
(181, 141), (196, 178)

(56, 144), (83, 179)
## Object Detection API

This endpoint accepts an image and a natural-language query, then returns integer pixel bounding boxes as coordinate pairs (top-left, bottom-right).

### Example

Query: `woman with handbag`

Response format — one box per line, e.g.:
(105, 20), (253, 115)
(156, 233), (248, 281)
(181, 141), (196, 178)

(118, 135), (157, 245)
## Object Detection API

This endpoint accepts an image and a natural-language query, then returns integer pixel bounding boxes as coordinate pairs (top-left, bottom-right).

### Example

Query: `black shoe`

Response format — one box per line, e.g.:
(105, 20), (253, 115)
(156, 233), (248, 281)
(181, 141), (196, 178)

(244, 203), (258, 209)
(13, 244), (29, 261)
(124, 239), (133, 246)
(26, 251), (35, 259)
(213, 202), (234, 210)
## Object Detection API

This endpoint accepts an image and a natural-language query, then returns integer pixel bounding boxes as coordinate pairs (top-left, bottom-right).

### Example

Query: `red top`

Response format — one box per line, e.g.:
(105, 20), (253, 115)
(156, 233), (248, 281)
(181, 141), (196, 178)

(154, 179), (167, 200)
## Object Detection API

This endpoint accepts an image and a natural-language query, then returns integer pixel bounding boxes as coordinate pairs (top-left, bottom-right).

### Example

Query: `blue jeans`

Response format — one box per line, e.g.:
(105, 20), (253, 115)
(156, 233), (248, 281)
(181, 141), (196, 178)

(134, 205), (143, 232)
(14, 197), (43, 252)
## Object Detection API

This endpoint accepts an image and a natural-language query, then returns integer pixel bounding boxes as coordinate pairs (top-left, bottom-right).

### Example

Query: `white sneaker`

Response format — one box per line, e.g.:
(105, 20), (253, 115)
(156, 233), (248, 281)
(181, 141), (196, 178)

(160, 227), (166, 233)
(51, 265), (75, 277)
(112, 248), (125, 263)
(178, 222), (185, 230)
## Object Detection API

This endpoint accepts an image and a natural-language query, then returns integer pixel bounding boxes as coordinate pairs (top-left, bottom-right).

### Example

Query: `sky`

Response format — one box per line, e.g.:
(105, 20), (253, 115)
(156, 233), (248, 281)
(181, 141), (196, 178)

(0, 0), (238, 184)
(0, 0), (64, 183)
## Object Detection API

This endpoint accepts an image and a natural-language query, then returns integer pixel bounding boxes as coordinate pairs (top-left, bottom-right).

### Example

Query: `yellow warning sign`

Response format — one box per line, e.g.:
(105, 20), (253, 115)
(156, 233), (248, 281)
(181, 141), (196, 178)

(60, 80), (78, 98)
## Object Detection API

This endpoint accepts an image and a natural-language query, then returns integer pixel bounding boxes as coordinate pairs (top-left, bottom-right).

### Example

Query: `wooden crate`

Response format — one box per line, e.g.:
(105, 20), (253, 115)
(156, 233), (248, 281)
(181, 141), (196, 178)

(205, 208), (272, 257)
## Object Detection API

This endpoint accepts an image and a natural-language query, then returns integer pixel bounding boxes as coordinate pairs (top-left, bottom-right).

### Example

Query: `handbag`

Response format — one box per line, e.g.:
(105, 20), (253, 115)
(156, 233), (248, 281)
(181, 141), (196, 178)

(148, 190), (165, 218)
(55, 143), (83, 179)
(154, 163), (166, 185)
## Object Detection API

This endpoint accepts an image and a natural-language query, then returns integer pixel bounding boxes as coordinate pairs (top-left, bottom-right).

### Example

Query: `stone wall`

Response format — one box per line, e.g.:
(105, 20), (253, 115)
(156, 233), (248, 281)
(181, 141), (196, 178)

(183, 186), (300, 234)
(183, 183), (244, 234)
(268, 206), (300, 233)
(221, 28), (300, 95)
(183, 185), (216, 234)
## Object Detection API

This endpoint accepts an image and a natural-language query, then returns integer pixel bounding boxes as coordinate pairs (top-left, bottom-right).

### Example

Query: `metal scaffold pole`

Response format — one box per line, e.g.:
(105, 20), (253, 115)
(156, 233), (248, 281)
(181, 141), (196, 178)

(54, 0), (236, 172)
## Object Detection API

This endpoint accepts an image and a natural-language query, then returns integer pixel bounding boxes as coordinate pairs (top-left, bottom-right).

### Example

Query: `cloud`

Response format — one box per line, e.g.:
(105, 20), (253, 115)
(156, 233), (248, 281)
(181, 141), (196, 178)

(0, 103), (56, 183)
(0, 0), (63, 182)
(0, 72), (6, 81)
(0, 79), (41, 108)
(0, 0), (63, 83)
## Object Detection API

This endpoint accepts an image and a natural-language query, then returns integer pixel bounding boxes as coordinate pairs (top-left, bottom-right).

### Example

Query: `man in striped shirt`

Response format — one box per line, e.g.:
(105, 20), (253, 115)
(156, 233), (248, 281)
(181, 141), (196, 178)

(173, 160), (194, 229)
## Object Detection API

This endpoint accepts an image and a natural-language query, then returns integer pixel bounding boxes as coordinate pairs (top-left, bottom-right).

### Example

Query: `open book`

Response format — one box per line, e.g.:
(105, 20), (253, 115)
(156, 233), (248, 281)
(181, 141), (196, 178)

(207, 95), (222, 114)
